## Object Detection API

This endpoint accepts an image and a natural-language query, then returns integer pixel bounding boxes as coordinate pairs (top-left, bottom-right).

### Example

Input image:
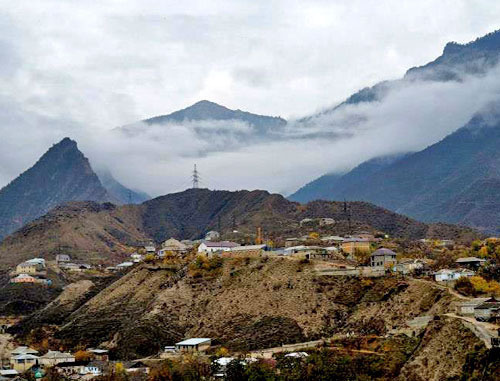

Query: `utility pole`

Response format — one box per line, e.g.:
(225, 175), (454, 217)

(256, 227), (263, 244)
(192, 164), (200, 189)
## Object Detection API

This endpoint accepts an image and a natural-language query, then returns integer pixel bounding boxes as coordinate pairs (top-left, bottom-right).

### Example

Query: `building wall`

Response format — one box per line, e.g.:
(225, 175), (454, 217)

(10, 359), (37, 372)
(341, 242), (370, 255)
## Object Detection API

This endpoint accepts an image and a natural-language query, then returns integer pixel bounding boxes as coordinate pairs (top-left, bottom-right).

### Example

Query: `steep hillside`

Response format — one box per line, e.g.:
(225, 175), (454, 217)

(22, 257), (457, 360)
(0, 138), (112, 239)
(290, 153), (410, 203)
(0, 202), (148, 268)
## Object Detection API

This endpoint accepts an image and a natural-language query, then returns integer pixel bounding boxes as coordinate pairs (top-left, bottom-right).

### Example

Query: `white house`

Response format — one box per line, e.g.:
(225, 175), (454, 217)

(39, 351), (75, 367)
(198, 241), (238, 254)
(56, 254), (71, 263)
(434, 268), (474, 282)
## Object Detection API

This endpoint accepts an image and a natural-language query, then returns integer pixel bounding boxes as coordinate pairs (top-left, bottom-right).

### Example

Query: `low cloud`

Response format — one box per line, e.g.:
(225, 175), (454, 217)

(76, 63), (500, 197)
(0, 1), (500, 198)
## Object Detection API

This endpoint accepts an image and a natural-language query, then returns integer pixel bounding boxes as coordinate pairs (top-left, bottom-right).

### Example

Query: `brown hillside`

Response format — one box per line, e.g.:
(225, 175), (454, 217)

(0, 189), (479, 269)
(34, 257), (461, 359)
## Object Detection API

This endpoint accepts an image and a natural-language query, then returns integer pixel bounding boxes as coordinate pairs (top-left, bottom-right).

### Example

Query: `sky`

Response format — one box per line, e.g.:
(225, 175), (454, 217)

(1, 0), (500, 197)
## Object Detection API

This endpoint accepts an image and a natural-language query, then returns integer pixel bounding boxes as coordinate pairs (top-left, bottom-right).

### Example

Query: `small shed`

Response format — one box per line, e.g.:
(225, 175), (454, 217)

(175, 338), (211, 352)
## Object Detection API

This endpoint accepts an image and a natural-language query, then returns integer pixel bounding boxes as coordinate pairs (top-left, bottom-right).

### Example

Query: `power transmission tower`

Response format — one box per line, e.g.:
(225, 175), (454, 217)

(192, 164), (200, 189)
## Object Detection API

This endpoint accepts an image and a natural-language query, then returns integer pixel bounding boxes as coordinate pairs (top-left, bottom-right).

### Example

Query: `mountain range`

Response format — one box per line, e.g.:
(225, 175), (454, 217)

(290, 30), (500, 234)
(0, 30), (499, 242)
(290, 104), (500, 235)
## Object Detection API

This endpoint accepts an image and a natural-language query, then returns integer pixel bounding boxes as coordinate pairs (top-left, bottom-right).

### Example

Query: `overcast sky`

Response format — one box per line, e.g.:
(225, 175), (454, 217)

(1, 1), (500, 196)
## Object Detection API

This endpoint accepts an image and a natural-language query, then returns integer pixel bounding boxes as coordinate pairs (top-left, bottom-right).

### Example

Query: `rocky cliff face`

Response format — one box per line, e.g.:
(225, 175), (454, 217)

(0, 138), (111, 239)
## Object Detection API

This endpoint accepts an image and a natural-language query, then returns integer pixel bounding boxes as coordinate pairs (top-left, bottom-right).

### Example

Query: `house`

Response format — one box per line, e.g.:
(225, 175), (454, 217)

(205, 231), (220, 241)
(11, 347), (39, 357)
(79, 362), (103, 376)
(320, 236), (344, 244)
(55, 254), (71, 263)
(54, 361), (89, 376)
(341, 238), (370, 255)
(158, 238), (189, 257)
(10, 274), (37, 284)
(175, 338), (211, 353)
(15, 262), (43, 275)
(434, 268), (475, 282)
(87, 349), (109, 361)
(10, 355), (39, 372)
(224, 244), (267, 258)
(39, 351), (75, 367)
(454, 268), (476, 279)
(59, 263), (91, 272)
(474, 297), (500, 322)
(370, 248), (397, 267)
(144, 245), (156, 254)
(198, 241), (238, 255)
(26, 258), (46, 266)
(392, 259), (426, 274)
(434, 269), (454, 282)
(455, 257), (487, 269)
(457, 298), (489, 316)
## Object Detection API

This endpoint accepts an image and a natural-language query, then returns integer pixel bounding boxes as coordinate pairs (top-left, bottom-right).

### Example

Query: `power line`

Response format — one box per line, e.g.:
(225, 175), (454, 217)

(192, 164), (200, 189)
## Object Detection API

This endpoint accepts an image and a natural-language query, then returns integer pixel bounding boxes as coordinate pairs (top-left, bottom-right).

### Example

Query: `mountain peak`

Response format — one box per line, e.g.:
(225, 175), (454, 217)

(0, 138), (111, 238)
(49, 137), (78, 151)
(142, 100), (286, 129)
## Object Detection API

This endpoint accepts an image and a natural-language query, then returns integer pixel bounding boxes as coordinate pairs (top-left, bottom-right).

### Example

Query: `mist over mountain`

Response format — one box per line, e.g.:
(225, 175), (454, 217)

(0, 138), (111, 239)
(292, 111), (500, 234)
(290, 153), (411, 203)
(97, 169), (150, 204)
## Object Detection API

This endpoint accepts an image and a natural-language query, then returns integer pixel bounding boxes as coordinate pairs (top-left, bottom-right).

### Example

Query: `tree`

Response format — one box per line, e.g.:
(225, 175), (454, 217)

(74, 350), (93, 362)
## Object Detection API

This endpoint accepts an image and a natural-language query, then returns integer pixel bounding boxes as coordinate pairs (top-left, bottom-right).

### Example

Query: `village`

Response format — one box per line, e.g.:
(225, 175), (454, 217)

(1, 216), (500, 380)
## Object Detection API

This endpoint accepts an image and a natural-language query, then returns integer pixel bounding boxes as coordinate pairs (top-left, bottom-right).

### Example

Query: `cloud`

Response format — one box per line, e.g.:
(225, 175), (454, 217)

(76, 62), (500, 197)
(0, 1), (500, 198)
